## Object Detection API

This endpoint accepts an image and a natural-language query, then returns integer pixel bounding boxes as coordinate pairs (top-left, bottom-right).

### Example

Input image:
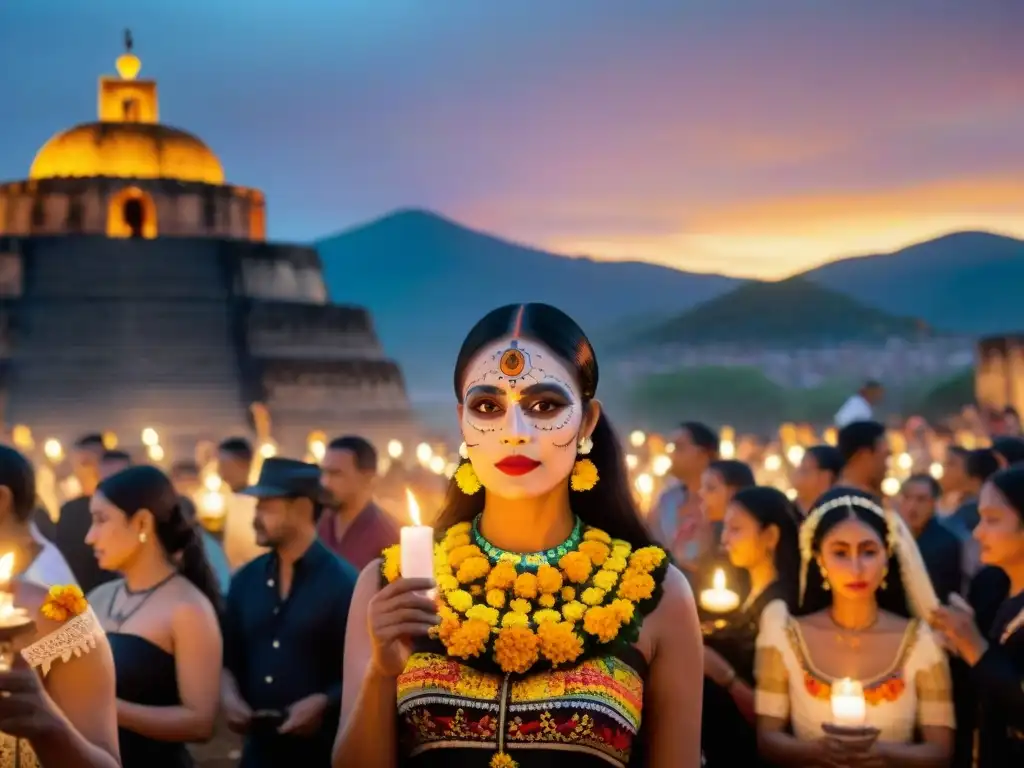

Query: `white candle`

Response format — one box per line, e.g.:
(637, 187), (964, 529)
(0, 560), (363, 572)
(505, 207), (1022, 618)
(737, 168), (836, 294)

(830, 677), (867, 727)
(0, 553), (14, 623)
(400, 489), (434, 580)
(699, 568), (740, 613)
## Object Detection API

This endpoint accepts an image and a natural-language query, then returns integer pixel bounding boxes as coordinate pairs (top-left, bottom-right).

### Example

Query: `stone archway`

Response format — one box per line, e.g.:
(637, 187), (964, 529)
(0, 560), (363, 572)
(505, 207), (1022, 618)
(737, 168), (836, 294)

(107, 187), (158, 239)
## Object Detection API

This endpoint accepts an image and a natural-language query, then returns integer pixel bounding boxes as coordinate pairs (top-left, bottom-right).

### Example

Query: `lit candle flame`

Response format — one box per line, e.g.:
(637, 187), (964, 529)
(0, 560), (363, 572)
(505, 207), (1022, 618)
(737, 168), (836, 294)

(712, 568), (725, 590)
(0, 553), (14, 586)
(406, 488), (422, 527)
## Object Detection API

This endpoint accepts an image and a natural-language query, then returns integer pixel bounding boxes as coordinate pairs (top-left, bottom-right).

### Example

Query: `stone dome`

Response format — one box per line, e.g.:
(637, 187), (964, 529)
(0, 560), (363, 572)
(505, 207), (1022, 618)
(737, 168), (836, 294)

(29, 121), (225, 185)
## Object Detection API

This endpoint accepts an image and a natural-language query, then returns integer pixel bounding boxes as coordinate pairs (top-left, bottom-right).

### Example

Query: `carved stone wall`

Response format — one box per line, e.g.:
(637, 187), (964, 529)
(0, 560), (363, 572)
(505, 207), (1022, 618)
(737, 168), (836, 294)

(0, 178), (265, 241)
(237, 244), (327, 304)
(246, 301), (384, 359)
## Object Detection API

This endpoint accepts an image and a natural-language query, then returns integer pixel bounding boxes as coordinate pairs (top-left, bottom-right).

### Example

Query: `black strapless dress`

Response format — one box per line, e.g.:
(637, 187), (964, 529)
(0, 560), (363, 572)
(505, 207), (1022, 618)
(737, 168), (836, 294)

(109, 633), (193, 768)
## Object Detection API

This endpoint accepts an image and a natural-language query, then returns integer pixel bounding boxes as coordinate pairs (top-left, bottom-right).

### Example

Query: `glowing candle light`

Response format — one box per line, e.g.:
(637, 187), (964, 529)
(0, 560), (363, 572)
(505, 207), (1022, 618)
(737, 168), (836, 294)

(0, 554), (15, 622)
(830, 678), (866, 727)
(699, 568), (740, 613)
(400, 489), (434, 581)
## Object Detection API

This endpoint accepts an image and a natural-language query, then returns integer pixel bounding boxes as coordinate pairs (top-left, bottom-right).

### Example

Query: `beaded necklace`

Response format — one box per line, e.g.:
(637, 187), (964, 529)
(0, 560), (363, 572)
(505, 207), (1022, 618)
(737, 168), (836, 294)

(471, 514), (584, 571)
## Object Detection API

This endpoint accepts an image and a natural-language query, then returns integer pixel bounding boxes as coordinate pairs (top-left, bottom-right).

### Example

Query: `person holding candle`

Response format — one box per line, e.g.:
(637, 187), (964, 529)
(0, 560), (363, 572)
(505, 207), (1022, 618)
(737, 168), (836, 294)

(335, 303), (703, 768)
(930, 466), (1024, 767)
(701, 486), (801, 767)
(0, 444), (121, 768)
(693, 459), (755, 613)
(754, 487), (954, 768)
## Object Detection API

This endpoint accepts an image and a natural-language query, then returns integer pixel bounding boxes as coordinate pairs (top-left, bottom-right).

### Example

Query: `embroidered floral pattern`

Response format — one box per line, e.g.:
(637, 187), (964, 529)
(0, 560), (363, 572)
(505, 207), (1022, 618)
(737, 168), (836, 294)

(20, 608), (103, 676)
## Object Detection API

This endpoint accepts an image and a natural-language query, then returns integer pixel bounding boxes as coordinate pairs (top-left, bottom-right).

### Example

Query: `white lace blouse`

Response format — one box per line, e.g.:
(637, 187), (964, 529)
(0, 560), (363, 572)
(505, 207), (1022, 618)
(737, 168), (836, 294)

(754, 601), (954, 743)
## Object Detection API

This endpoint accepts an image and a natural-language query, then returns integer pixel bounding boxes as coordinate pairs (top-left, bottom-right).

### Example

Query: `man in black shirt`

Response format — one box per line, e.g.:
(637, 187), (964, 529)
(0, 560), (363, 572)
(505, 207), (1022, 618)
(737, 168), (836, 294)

(898, 474), (963, 601)
(220, 457), (357, 768)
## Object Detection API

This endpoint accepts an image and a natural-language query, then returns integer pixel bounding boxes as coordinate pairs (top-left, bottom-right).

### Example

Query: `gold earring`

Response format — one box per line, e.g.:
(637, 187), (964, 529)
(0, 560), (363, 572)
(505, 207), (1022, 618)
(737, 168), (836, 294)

(459, 442), (469, 459)
(881, 566), (888, 590)
(454, 461), (481, 495)
(139, 532), (148, 544)
(819, 564), (830, 591)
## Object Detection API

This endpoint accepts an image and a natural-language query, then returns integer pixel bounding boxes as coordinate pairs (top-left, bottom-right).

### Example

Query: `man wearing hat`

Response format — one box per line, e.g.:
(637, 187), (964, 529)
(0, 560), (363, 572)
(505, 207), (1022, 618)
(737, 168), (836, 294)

(219, 457), (357, 768)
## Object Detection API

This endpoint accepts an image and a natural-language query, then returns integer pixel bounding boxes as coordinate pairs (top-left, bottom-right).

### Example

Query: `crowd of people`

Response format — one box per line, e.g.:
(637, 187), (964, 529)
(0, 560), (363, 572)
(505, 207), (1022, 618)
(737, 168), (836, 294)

(0, 302), (1019, 768)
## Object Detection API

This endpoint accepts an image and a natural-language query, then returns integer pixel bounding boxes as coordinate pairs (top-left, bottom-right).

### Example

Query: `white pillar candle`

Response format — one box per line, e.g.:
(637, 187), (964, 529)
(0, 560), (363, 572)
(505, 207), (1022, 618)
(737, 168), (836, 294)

(830, 677), (867, 727)
(699, 568), (740, 613)
(400, 489), (435, 580)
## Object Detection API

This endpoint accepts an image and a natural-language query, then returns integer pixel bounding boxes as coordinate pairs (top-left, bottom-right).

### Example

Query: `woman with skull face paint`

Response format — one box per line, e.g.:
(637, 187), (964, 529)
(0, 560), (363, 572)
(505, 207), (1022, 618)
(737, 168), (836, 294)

(755, 487), (954, 768)
(334, 304), (703, 768)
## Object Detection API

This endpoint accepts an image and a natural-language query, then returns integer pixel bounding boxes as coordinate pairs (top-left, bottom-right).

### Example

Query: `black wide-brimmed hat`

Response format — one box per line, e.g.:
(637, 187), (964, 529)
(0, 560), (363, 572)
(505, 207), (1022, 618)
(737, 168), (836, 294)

(239, 457), (324, 502)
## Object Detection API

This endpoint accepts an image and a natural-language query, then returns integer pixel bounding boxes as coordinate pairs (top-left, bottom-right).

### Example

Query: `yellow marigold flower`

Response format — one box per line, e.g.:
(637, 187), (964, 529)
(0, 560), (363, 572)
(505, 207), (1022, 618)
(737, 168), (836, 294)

(486, 589), (506, 609)
(537, 594), (556, 608)
(558, 551), (593, 584)
(445, 532), (471, 552)
(41, 584), (88, 622)
(486, 561), (518, 591)
(513, 572), (538, 599)
(509, 598), (531, 614)
(617, 571), (655, 602)
(381, 545), (400, 583)
(628, 546), (667, 574)
(501, 611), (530, 628)
(570, 458), (599, 491)
(611, 538), (631, 550)
(446, 589), (473, 613)
(582, 605), (622, 643)
(604, 555), (628, 573)
(454, 462), (482, 494)
(432, 607), (461, 642)
(449, 544), (485, 570)
(494, 625), (540, 674)
(431, 575), (456, 594)
(581, 587), (606, 606)
(466, 604), (500, 626)
(448, 521), (472, 537)
(532, 608), (562, 625)
(578, 540), (610, 566)
(593, 570), (619, 592)
(445, 618), (490, 658)
(456, 555), (492, 584)
(561, 600), (586, 623)
(560, 586), (576, 602)
(490, 752), (517, 768)
(538, 621), (585, 666)
(583, 528), (612, 544)
(536, 564), (563, 594)
(609, 598), (635, 623)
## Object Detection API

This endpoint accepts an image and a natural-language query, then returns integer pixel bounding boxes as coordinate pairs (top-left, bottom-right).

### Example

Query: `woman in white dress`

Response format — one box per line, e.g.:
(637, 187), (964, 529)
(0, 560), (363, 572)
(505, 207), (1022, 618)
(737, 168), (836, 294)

(0, 445), (120, 767)
(754, 487), (954, 767)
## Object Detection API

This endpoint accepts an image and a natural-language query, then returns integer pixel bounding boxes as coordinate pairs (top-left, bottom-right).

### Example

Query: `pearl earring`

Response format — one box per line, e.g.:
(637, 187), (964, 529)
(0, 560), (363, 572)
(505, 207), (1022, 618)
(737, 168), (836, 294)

(459, 442), (469, 459)
(139, 532), (148, 544)
(577, 436), (593, 456)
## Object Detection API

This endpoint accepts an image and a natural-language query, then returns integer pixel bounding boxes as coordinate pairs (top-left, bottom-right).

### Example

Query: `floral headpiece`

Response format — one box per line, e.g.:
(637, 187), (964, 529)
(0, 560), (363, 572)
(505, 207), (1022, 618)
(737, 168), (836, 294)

(798, 494), (937, 619)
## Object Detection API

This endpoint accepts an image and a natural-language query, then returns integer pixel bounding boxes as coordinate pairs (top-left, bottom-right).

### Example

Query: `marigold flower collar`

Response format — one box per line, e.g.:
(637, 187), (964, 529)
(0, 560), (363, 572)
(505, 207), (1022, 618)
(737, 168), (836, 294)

(381, 517), (669, 679)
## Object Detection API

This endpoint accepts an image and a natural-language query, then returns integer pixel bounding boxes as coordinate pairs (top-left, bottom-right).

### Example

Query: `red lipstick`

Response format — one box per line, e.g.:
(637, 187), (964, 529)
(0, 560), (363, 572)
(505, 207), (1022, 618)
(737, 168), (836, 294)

(845, 581), (869, 591)
(495, 456), (541, 476)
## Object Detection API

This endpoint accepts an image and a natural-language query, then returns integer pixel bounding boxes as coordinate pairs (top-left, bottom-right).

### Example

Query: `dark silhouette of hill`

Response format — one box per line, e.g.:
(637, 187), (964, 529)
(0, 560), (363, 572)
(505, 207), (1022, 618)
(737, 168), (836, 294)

(802, 231), (1024, 335)
(630, 277), (929, 346)
(315, 209), (739, 397)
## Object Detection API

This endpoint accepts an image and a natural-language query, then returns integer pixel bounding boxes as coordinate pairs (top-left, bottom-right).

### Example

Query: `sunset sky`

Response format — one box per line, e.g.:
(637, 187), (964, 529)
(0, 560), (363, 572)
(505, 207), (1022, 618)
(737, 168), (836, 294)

(3, 0), (1023, 278)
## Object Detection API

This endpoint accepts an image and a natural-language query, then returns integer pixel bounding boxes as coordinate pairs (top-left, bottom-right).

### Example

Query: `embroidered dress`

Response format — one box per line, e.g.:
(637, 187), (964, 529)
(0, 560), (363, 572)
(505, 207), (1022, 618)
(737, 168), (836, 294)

(754, 601), (954, 743)
(0, 607), (104, 767)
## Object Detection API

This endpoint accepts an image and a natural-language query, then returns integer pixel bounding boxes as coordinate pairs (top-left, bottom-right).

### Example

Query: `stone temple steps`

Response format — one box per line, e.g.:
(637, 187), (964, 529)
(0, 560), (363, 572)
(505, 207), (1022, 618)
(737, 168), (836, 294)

(5, 237), (249, 448)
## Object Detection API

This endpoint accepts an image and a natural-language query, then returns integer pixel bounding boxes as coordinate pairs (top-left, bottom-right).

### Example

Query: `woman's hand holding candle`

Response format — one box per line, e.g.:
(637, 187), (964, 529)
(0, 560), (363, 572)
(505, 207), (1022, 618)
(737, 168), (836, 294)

(400, 490), (435, 581)
(699, 568), (740, 613)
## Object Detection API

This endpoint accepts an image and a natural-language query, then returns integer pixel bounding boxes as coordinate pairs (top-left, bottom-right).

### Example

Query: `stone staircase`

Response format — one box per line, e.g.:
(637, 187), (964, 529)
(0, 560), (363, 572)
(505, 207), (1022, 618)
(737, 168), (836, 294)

(5, 237), (249, 451)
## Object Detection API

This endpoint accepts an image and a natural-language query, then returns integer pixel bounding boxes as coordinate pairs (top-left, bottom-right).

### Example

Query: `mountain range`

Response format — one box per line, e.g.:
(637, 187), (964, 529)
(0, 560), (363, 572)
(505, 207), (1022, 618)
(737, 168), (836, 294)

(316, 210), (1024, 401)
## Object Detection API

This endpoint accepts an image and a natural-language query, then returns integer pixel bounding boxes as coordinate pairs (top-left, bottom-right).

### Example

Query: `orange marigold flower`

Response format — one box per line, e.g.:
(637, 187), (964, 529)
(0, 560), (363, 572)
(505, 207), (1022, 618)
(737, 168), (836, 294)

(609, 598), (635, 624)
(582, 605), (621, 643)
(456, 556), (491, 584)
(560, 586), (576, 602)
(616, 571), (655, 602)
(448, 544), (485, 570)
(513, 572), (539, 599)
(538, 621), (585, 666)
(558, 551), (593, 584)
(583, 528), (612, 544)
(41, 584), (88, 623)
(578, 540), (610, 566)
(486, 561), (518, 591)
(445, 618), (490, 659)
(494, 625), (540, 674)
(444, 532), (471, 552)
(536, 564), (563, 595)
(628, 546), (666, 574)
(490, 753), (518, 768)
(537, 593), (556, 608)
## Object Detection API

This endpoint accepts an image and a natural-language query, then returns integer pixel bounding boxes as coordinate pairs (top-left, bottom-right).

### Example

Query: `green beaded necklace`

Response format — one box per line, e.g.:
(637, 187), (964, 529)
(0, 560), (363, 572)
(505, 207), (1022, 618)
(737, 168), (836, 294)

(471, 514), (584, 571)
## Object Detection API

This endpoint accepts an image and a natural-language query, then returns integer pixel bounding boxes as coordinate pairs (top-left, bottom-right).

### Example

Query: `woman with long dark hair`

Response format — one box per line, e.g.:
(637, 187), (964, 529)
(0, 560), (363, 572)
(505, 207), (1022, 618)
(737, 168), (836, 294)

(754, 487), (953, 767)
(0, 445), (120, 768)
(931, 466), (1024, 766)
(701, 486), (799, 767)
(335, 303), (703, 768)
(85, 465), (222, 767)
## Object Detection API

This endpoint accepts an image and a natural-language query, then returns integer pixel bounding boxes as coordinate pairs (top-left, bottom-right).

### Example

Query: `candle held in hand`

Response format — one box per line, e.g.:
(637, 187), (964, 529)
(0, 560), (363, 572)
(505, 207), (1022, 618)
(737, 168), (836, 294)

(400, 489), (434, 580)
(699, 568), (740, 613)
(830, 677), (867, 727)
(0, 553), (13, 621)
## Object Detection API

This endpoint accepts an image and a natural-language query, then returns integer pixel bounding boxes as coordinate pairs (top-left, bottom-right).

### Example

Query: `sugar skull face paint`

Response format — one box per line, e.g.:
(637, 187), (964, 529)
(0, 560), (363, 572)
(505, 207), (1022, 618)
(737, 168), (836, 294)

(459, 335), (590, 500)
